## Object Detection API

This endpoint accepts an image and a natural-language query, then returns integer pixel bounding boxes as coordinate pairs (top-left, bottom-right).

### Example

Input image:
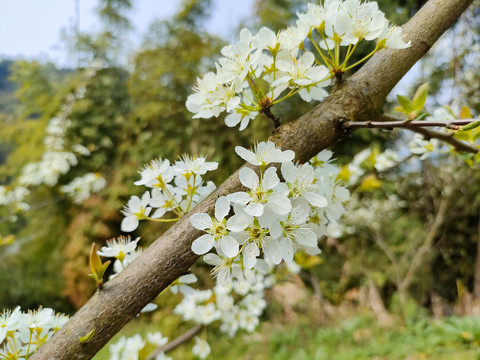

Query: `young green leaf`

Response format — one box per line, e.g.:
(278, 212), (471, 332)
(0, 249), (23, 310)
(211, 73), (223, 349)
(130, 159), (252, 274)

(90, 243), (103, 276)
(459, 121), (480, 131)
(397, 95), (415, 113)
(79, 329), (96, 344)
(412, 83), (429, 112)
(89, 243), (111, 286)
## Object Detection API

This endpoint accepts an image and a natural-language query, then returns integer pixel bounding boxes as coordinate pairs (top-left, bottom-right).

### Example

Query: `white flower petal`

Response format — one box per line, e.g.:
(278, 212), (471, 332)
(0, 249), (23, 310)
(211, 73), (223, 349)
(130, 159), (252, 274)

(226, 213), (250, 232)
(215, 196), (231, 221)
(304, 192), (328, 208)
(191, 234), (215, 255)
(269, 221), (283, 239)
(294, 229), (317, 247)
(268, 195), (292, 215)
(239, 167), (259, 189)
(219, 235), (239, 258)
(121, 216), (139, 232)
(235, 147), (258, 165)
(204, 253), (221, 266)
(264, 237), (282, 265)
(245, 202), (264, 217)
(227, 192), (251, 205)
(262, 167), (280, 189)
(190, 213), (213, 230)
(243, 242), (260, 269)
(281, 238), (294, 263)
(151, 207), (167, 219)
(281, 161), (297, 183)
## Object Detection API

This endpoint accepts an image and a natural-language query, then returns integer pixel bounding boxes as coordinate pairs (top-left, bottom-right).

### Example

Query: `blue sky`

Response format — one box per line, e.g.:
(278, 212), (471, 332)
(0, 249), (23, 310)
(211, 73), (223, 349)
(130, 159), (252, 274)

(0, 0), (253, 66)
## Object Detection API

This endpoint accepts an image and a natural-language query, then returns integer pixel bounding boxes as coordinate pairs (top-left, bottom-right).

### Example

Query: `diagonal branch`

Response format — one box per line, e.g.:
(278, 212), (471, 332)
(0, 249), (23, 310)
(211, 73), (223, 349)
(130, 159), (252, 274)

(398, 195), (449, 293)
(146, 325), (203, 360)
(408, 127), (479, 154)
(31, 0), (475, 359)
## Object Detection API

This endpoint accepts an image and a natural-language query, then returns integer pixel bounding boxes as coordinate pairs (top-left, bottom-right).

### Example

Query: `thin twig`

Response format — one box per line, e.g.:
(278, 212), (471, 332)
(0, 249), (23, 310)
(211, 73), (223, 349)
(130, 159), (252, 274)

(371, 230), (401, 288)
(344, 118), (477, 130)
(398, 196), (449, 293)
(263, 107), (281, 128)
(344, 115), (479, 154)
(146, 325), (203, 360)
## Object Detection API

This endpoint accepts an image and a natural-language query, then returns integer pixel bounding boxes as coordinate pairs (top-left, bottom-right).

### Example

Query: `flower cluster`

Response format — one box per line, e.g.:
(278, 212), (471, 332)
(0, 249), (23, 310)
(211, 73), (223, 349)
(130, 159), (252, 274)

(60, 172), (107, 204)
(186, 0), (410, 130)
(100, 235), (270, 359)
(0, 306), (69, 358)
(341, 193), (406, 233)
(0, 186), (30, 213)
(121, 155), (218, 232)
(20, 115), (90, 188)
(190, 141), (349, 286)
(407, 107), (458, 159)
(108, 332), (170, 360)
(409, 134), (443, 160)
(11, 61), (105, 204)
(107, 332), (210, 360)
(174, 275), (270, 337)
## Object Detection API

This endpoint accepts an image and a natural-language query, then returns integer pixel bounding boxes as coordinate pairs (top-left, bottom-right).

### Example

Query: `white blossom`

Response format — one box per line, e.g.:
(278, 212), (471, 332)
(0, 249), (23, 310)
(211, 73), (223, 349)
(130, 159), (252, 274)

(121, 192), (153, 232)
(235, 141), (294, 167)
(97, 236), (140, 260)
(192, 337), (211, 359)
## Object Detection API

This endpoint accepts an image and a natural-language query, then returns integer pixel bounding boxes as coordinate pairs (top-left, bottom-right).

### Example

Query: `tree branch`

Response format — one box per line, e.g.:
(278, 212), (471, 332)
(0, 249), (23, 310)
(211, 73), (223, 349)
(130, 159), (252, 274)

(32, 0), (474, 359)
(346, 114), (479, 153)
(398, 195), (449, 293)
(344, 119), (476, 130)
(146, 325), (203, 360)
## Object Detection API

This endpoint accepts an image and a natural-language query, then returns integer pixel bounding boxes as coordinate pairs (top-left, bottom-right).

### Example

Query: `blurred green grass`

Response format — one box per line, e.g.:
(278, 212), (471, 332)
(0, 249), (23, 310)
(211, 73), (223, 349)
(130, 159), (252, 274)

(94, 311), (480, 360)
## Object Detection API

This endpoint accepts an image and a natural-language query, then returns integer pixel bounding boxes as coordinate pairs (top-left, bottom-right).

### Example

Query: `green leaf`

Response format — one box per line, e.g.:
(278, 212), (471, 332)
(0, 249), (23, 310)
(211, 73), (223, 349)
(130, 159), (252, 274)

(459, 121), (480, 131)
(415, 112), (429, 121)
(96, 261), (111, 280)
(412, 83), (429, 112)
(79, 329), (95, 344)
(89, 243), (103, 276)
(89, 243), (110, 286)
(474, 152), (480, 163)
(459, 106), (473, 119)
(397, 95), (415, 113)
(453, 131), (472, 142)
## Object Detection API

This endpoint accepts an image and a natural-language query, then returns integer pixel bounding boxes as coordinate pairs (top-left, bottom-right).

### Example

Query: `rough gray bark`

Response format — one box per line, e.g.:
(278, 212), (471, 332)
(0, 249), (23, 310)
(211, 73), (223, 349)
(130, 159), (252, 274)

(32, 0), (474, 358)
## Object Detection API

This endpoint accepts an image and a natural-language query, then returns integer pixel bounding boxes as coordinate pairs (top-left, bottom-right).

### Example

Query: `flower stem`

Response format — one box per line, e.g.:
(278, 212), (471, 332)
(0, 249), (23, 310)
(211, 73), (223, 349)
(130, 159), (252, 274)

(344, 47), (378, 71)
(309, 34), (333, 69)
(147, 217), (180, 223)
